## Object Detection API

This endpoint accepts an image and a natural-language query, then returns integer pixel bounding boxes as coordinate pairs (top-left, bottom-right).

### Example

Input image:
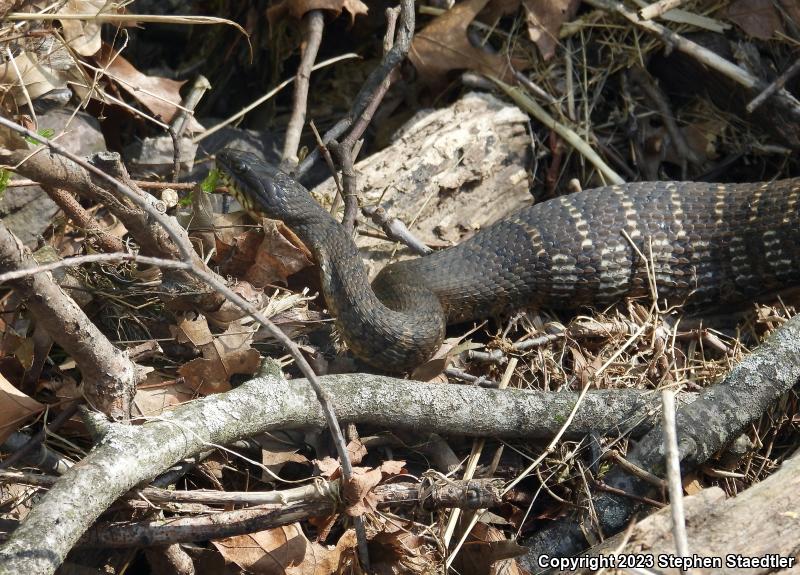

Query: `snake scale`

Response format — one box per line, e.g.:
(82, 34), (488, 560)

(217, 150), (800, 371)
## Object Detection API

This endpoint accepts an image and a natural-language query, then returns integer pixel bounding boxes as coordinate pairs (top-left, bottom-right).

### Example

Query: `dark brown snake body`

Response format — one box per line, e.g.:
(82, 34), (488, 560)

(217, 150), (800, 371)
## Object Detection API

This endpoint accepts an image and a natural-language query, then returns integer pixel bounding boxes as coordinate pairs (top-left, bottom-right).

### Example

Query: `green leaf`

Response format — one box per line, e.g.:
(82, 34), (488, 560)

(201, 168), (219, 194)
(0, 169), (10, 199)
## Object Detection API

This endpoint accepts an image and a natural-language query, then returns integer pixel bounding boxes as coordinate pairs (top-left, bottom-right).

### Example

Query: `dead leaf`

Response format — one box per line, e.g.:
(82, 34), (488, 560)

(205, 281), (268, 327)
(214, 226), (264, 279)
(215, 219), (313, 288)
(725, 0), (784, 39)
(171, 314), (214, 347)
(132, 373), (197, 417)
(369, 522), (439, 574)
(58, 0), (115, 56)
(267, 0), (368, 27)
(94, 43), (202, 131)
(245, 220), (314, 288)
(450, 522), (527, 575)
(261, 448), (310, 478)
(343, 460), (407, 516)
(174, 315), (261, 394)
(344, 468), (383, 516)
(409, 0), (517, 88)
(0, 373), (44, 444)
(522, 0), (580, 60)
(213, 524), (356, 575)
(346, 438), (367, 465)
(0, 51), (69, 104)
(412, 336), (482, 381)
(316, 456), (342, 479)
(255, 432), (310, 477)
(683, 473), (704, 495)
(178, 346), (261, 395)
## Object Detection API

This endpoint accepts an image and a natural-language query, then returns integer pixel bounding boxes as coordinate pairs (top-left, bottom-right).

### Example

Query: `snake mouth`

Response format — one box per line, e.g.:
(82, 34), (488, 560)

(216, 162), (262, 218)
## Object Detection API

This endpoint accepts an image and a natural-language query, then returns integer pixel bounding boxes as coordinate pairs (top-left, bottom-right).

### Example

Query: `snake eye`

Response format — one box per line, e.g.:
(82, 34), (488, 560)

(231, 159), (248, 174)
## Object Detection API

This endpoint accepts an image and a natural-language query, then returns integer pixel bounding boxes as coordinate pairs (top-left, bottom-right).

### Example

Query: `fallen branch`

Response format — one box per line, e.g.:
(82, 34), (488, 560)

(0, 221), (144, 417)
(0, 471), (501, 547)
(0, 366), (662, 574)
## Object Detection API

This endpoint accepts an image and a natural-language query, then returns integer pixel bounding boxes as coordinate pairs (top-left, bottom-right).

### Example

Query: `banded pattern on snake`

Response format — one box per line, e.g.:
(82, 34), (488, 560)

(217, 149), (800, 372)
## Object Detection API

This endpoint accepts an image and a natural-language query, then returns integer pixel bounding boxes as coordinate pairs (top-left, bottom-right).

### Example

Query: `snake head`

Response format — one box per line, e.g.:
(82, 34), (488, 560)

(216, 149), (309, 222)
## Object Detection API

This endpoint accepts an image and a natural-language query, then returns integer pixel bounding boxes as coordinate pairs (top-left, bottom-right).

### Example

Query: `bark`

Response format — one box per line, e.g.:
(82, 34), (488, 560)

(0, 221), (142, 418)
(0, 368), (660, 575)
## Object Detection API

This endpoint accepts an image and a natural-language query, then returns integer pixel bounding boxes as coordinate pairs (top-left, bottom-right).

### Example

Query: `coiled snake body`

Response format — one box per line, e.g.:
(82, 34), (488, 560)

(217, 150), (800, 371)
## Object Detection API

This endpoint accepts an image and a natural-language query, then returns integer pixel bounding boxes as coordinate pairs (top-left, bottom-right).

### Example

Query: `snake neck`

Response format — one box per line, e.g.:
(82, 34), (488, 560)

(290, 205), (446, 371)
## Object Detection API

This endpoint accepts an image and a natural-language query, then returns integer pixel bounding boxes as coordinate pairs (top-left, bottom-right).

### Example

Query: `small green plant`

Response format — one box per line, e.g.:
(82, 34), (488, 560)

(201, 168), (220, 194)
(0, 168), (10, 198)
(24, 127), (55, 146)
(178, 169), (220, 207)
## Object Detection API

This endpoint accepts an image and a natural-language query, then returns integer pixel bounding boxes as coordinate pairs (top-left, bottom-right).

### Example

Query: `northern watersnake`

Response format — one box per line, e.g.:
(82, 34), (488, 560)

(216, 149), (800, 371)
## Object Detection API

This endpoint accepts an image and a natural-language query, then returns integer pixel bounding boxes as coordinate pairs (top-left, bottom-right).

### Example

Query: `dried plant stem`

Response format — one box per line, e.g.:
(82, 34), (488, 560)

(662, 389), (691, 567)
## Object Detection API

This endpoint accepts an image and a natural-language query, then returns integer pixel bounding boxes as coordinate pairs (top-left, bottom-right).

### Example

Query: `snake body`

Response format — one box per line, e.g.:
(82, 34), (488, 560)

(217, 150), (800, 371)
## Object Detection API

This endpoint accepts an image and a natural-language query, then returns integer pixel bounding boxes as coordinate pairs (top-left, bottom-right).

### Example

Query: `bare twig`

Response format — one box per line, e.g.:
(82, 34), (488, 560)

(639, 0), (687, 20)
(443, 367), (499, 387)
(332, 5), (406, 233)
(295, 0), (414, 179)
(281, 10), (325, 170)
(662, 390), (690, 568)
(44, 187), (125, 253)
(0, 221), (144, 418)
(747, 58), (800, 113)
(193, 54), (357, 144)
(361, 201), (433, 256)
(490, 76), (626, 185)
(171, 75), (210, 139)
(605, 450), (666, 489)
(329, 140), (360, 232)
(166, 127), (182, 182)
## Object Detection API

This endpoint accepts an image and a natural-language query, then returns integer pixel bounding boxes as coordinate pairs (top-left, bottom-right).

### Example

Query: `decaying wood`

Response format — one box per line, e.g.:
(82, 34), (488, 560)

(312, 91), (533, 276)
(571, 448), (800, 575)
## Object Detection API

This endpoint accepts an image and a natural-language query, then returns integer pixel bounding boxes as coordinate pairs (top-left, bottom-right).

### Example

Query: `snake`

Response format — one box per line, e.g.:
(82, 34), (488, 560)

(216, 149), (800, 372)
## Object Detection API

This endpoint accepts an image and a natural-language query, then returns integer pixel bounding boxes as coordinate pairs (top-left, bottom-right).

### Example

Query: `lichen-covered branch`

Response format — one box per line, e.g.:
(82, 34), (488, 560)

(0, 369), (660, 575)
